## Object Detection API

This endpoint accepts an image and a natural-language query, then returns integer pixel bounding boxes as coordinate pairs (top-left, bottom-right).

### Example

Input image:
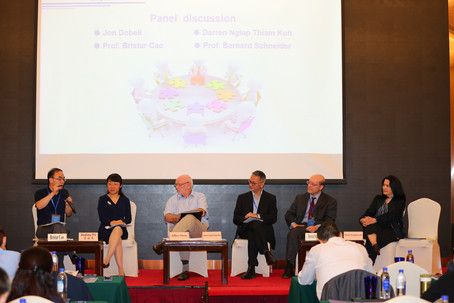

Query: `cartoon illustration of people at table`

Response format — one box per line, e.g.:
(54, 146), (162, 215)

(130, 60), (262, 146)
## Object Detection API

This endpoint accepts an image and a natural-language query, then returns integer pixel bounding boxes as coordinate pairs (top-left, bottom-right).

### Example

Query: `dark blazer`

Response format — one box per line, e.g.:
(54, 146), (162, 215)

(359, 195), (406, 240)
(233, 190), (277, 249)
(284, 192), (337, 227)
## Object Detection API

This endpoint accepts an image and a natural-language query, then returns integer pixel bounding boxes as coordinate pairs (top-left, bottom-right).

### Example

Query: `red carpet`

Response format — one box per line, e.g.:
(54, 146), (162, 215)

(124, 269), (291, 302)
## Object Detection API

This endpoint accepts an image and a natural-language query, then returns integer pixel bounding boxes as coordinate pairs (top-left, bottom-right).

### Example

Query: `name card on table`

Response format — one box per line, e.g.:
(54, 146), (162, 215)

(305, 233), (318, 241)
(79, 232), (98, 241)
(202, 231), (222, 241)
(343, 231), (363, 241)
(169, 232), (190, 240)
(48, 233), (67, 241)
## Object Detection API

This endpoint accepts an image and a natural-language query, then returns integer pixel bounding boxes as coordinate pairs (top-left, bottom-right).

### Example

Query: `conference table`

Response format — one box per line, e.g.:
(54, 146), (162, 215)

(162, 239), (229, 284)
(85, 276), (131, 303)
(36, 240), (104, 276)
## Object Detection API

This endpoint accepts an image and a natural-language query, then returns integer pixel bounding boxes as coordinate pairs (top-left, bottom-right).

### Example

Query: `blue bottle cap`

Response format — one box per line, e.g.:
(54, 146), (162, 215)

(398, 269), (404, 273)
(59, 268), (65, 272)
(383, 267), (387, 271)
(441, 295), (449, 300)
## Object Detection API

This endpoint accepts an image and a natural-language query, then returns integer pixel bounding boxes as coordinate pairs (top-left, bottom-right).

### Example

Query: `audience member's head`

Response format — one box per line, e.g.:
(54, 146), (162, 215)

(0, 227), (6, 250)
(317, 221), (340, 243)
(0, 267), (10, 303)
(7, 247), (62, 303)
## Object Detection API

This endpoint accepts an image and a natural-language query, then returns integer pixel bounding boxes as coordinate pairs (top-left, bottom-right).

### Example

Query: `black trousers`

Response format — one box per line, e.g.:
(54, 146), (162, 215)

(285, 225), (308, 264)
(237, 220), (269, 267)
(363, 223), (397, 262)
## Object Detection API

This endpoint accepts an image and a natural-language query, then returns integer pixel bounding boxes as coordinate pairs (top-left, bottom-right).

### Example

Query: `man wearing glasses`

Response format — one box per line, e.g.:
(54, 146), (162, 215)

(282, 174), (337, 279)
(152, 174), (209, 281)
(233, 170), (277, 279)
(34, 167), (76, 268)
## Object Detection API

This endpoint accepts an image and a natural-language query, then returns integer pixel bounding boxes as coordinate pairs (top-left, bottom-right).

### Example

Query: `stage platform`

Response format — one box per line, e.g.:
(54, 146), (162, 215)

(124, 269), (291, 303)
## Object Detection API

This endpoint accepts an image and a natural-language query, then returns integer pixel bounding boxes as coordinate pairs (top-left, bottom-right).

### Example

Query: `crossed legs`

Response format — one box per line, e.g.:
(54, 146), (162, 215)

(104, 226), (125, 276)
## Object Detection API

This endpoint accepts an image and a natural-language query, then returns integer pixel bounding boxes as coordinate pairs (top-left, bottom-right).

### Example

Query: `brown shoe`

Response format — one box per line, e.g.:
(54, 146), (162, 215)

(178, 270), (190, 281)
(153, 241), (165, 255)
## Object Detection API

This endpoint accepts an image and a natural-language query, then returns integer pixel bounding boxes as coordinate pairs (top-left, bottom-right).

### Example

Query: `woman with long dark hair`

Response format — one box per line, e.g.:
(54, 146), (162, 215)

(359, 175), (406, 262)
(98, 173), (132, 276)
(7, 247), (63, 303)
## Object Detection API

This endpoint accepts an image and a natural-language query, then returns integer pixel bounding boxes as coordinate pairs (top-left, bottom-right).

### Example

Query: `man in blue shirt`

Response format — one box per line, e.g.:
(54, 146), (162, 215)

(34, 168), (77, 268)
(0, 227), (20, 279)
(153, 174), (209, 281)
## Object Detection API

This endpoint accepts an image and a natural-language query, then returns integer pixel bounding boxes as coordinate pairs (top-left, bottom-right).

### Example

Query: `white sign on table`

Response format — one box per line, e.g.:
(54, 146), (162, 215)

(48, 233), (67, 241)
(79, 232), (98, 241)
(202, 231), (222, 241)
(169, 232), (190, 240)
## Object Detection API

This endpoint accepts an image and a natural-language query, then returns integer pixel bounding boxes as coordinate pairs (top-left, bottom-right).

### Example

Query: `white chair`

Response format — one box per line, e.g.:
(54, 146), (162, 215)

(9, 295), (54, 303)
(103, 201), (139, 277)
(395, 198), (442, 274)
(167, 224), (208, 278)
(377, 261), (429, 297)
(32, 205), (75, 271)
(373, 241), (398, 273)
(386, 295), (430, 302)
(230, 239), (271, 277)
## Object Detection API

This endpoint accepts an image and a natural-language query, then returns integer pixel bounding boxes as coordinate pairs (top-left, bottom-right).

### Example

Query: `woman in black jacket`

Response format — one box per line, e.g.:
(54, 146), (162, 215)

(359, 175), (406, 262)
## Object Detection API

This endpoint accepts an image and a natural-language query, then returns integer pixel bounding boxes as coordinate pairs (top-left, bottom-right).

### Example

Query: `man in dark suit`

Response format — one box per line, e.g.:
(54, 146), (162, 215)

(282, 174), (337, 278)
(233, 170), (278, 279)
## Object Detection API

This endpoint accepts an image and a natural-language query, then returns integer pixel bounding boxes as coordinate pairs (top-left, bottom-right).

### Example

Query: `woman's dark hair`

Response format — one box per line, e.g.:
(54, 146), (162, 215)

(7, 247), (63, 303)
(382, 175), (406, 201)
(0, 267), (10, 297)
(106, 173), (125, 197)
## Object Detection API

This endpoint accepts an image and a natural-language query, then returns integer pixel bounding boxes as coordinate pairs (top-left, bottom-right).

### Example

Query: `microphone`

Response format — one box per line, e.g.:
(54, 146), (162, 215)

(65, 199), (77, 214)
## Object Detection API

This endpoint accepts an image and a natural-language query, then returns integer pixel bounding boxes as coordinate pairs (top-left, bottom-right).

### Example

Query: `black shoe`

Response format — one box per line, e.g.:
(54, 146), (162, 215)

(241, 266), (256, 279)
(103, 262), (110, 268)
(264, 250), (277, 265)
(178, 270), (190, 281)
(373, 244), (381, 256)
(282, 267), (294, 279)
(153, 241), (165, 255)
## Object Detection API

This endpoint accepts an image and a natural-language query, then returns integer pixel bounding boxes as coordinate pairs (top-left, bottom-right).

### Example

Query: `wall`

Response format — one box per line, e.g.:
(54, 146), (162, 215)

(0, 0), (451, 260)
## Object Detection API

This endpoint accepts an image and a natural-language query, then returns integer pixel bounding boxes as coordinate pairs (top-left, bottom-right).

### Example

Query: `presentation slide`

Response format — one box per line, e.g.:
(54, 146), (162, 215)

(35, 0), (343, 181)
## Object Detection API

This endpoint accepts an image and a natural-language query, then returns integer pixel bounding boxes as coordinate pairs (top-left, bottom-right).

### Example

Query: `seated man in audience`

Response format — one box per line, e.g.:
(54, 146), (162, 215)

(233, 170), (277, 279)
(0, 227), (20, 279)
(283, 174), (337, 278)
(0, 268), (10, 303)
(152, 174), (209, 281)
(421, 270), (454, 302)
(298, 222), (373, 299)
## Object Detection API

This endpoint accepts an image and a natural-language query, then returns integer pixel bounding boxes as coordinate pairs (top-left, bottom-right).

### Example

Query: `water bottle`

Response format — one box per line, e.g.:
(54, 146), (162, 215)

(396, 269), (406, 296)
(57, 268), (67, 299)
(380, 267), (391, 299)
(51, 251), (58, 272)
(441, 295), (449, 303)
(406, 250), (415, 263)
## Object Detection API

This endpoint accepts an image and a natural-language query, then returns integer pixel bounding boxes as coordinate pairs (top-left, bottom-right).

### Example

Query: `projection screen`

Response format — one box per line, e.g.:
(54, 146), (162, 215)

(35, 0), (343, 181)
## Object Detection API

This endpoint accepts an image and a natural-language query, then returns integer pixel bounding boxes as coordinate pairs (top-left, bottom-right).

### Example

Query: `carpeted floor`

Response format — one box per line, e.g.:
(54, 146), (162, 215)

(125, 269), (292, 296)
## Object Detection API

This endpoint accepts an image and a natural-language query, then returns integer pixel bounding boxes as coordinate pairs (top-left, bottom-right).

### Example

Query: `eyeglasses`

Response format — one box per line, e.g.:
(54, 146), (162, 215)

(248, 180), (263, 186)
(174, 182), (190, 188)
(52, 177), (66, 182)
(306, 181), (320, 186)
